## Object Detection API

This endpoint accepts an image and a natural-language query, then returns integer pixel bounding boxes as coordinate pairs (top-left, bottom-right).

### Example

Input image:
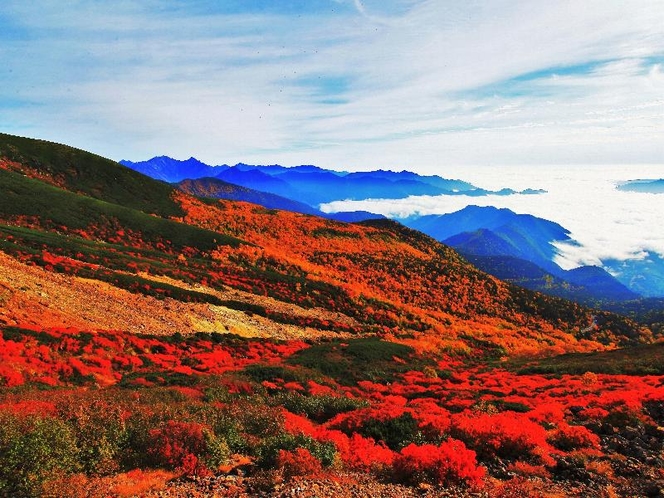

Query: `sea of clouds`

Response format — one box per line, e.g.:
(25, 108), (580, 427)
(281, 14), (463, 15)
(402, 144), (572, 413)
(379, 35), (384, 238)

(321, 164), (664, 270)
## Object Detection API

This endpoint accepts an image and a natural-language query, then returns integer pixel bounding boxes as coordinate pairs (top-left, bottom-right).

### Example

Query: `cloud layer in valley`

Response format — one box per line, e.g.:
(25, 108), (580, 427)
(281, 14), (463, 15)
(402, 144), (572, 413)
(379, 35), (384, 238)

(321, 164), (664, 270)
(0, 1), (662, 171)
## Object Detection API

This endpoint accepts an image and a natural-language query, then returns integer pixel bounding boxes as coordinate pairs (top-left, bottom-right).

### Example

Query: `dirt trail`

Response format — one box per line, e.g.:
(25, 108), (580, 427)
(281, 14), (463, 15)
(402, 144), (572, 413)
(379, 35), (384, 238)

(0, 250), (353, 340)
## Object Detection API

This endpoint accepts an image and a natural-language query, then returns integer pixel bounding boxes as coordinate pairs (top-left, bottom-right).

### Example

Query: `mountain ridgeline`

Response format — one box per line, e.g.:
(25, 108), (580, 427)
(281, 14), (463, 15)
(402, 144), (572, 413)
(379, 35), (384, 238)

(401, 206), (645, 304)
(176, 177), (386, 222)
(120, 155), (542, 208)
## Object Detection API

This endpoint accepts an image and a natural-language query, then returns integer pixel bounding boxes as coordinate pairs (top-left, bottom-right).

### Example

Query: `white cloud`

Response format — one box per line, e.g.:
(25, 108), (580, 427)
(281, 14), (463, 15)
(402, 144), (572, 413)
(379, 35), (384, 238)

(1, 0), (663, 168)
(321, 164), (664, 269)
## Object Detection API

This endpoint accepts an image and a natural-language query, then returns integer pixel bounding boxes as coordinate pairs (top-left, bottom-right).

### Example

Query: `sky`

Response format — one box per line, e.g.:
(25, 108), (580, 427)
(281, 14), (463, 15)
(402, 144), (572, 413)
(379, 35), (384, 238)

(1, 0), (663, 172)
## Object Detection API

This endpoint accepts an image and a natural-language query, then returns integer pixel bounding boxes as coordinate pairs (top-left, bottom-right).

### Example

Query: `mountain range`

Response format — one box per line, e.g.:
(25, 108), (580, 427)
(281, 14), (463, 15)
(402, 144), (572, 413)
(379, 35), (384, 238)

(120, 155), (663, 305)
(402, 206), (570, 276)
(120, 156), (543, 207)
(176, 177), (385, 222)
(400, 206), (640, 305)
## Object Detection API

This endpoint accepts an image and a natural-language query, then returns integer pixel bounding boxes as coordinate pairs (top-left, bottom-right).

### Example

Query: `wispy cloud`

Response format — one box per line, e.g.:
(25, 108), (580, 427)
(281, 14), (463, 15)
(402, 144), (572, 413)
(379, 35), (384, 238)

(0, 0), (662, 169)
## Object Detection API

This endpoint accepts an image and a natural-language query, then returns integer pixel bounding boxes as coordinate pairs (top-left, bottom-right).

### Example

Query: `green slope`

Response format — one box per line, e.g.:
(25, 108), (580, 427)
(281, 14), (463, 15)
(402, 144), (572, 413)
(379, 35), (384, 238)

(0, 132), (183, 218)
(0, 167), (242, 251)
(514, 342), (664, 375)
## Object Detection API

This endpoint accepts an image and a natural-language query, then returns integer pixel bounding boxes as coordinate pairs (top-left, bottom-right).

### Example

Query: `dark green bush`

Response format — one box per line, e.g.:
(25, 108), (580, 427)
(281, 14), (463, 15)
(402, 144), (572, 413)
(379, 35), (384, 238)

(257, 433), (336, 469)
(273, 392), (369, 422)
(244, 364), (301, 383)
(0, 414), (81, 497)
(289, 338), (418, 385)
(358, 412), (421, 451)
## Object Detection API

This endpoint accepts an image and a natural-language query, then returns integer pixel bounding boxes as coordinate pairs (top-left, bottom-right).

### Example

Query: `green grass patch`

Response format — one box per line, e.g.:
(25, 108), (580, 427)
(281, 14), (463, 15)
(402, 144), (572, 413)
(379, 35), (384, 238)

(0, 168), (242, 251)
(1, 327), (61, 345)
(243, 364), (306, 384)
(270, 392), (369, 423)
(513, 343), (664, 375)
(0, 132), (183, 218)
(119, 371), (200, 388)
(288, 337), (424, 385)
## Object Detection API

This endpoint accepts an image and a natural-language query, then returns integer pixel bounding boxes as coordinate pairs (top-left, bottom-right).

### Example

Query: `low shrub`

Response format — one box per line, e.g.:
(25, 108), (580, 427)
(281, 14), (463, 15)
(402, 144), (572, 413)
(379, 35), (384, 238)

(257, 433), (336, 469)
(147, 421), (229, 475)
(0, 414), (81, 496)
(275, 448), (323, 478)
(548, 424), (600, 451)
(273, 392), (369, 422)
(393, 439), (485, 487)
(450, 412), (554, 465)
(357, 412), (421, 451)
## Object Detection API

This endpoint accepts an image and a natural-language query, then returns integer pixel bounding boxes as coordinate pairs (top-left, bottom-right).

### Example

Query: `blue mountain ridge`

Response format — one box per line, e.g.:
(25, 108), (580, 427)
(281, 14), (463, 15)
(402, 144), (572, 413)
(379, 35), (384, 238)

(120, 156), (223, 182)
(401, 206), (640, 303)
(461, 254), (638, 304)
(119, 156), (542, 208)
(604, 253), (664, 298)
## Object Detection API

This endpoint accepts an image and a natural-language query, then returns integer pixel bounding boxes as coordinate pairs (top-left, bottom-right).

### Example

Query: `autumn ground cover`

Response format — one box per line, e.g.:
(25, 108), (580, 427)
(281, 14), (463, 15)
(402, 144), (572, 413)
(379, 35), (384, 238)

(1, 133), (663, 496)
(0, 325), (663, 497)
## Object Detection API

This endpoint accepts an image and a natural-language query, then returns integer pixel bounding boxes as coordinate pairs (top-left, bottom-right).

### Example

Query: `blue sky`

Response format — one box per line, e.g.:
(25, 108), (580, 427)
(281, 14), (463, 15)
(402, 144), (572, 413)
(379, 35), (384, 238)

(1, 0), (663, 173)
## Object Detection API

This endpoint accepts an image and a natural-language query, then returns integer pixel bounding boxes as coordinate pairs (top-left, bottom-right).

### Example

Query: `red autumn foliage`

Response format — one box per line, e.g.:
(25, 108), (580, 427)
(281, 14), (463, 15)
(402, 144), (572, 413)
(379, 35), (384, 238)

(148, 421), (208, 473)
(276, 448), (322, 478)
(450, 412), (555, 466)
(316, 430), (394, 471)
(393, 439), (485, 487)
(548, 423), (601, 451)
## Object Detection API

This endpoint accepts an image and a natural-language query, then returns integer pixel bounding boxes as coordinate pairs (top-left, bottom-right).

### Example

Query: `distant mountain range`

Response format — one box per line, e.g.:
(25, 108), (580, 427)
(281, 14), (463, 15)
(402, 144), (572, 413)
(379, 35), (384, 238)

(120, 156), (544, 208)
(120, 155), (662, 302)
(616, 179), (664, 194)
(604, 252), (664, 298)
(401, 206), (641, 305)
(403, 206), (570, 277)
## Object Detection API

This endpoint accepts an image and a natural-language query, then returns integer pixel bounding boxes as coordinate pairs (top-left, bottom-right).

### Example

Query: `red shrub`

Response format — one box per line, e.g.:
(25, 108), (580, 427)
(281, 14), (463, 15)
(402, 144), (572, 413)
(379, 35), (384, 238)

(0, 400), (57, 417)
(283, 410), (317, 436)
(450, 412), (554, 465)
(148, 421), (207, 471)
(393, 439), (485, 487)
(0, 365), (24, 387)
(548, 424), (600, 451)
(507, 461), (551, 478)
(319, 430), (395, 472)
(276, 448), (322, 478)
(528, 402), (566, 425)
(577, 407), (610, 421)
(407, 399), (451, 438)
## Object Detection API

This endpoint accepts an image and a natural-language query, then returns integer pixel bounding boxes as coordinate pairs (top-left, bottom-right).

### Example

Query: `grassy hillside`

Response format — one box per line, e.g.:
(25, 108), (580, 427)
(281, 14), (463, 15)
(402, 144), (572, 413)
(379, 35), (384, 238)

(0, 168), (241, 252)
(0, 132), (184, 217)
(514, 342), (664, 375)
